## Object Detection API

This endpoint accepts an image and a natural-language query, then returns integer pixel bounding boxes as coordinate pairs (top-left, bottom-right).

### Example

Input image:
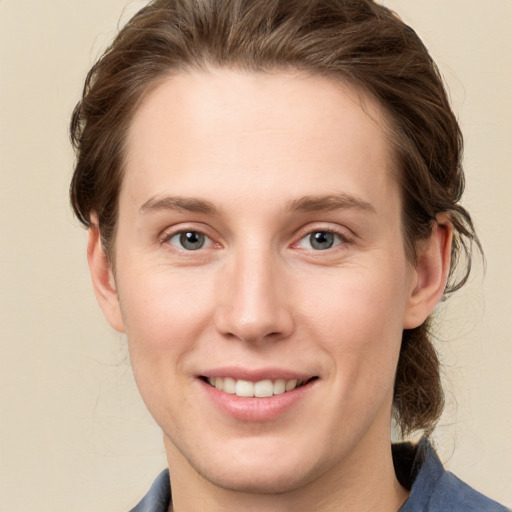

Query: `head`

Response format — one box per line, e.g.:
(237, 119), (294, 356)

(70, 0), (478, 447)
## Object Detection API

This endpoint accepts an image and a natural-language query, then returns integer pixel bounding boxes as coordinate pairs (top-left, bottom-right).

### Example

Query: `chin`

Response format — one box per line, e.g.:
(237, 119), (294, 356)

(179, 435), (328, 495)
(196, 461), (316, 495)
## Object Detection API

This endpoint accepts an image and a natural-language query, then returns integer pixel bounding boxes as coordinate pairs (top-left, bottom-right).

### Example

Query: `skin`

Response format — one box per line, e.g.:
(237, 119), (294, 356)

(88, 69), (452, 512)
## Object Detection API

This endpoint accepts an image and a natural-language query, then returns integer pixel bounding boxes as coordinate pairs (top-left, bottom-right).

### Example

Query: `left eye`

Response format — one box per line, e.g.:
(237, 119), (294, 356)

(298, 231), (343, 251)
(168, 231), (210, 251)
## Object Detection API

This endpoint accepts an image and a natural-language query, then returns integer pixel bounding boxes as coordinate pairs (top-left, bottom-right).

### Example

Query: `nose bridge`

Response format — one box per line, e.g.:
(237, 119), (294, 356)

(214, 242), (293, 343)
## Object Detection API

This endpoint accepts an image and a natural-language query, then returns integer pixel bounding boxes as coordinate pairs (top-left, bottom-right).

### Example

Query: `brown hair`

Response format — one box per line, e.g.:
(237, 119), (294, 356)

(70, 0), (480, 436)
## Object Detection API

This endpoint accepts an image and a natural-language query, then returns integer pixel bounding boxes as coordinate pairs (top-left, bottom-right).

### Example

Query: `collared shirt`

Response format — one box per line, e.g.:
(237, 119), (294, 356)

(129, 439), (509, 511)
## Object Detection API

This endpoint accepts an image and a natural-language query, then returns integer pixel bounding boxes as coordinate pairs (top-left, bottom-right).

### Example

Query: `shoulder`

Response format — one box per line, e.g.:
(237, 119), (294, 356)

(429, 471), (509, 512)
(396, 439), (509, 512)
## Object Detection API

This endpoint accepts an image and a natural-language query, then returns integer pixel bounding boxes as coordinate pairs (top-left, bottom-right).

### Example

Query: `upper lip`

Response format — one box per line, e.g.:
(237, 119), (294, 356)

(199, 366), (317, 382)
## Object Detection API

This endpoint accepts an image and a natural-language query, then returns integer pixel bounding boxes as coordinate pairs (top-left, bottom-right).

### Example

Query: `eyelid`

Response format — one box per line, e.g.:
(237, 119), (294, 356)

(159, 223), (220, 250)
(292, 224), (356, 253)
(292, 223), (355, 248)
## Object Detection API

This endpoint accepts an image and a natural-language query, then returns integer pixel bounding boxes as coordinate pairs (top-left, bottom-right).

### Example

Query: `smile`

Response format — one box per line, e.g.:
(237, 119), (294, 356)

(203, 376), (315, 398)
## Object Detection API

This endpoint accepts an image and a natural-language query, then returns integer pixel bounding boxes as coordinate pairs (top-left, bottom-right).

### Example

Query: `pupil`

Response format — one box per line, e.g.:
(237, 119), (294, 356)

(180, 231), (204, 250)
(310, 231), (334, 250)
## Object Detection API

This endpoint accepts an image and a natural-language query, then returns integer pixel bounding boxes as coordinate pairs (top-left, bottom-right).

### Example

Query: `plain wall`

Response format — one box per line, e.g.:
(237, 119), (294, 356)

(0, 1), (510, 510)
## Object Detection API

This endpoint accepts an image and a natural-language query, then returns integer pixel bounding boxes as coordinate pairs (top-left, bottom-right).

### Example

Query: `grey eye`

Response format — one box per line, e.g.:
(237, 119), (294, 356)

(297, 230), (343, 251)
(309, 231), (336, 250)
(170, 231), (206, 250)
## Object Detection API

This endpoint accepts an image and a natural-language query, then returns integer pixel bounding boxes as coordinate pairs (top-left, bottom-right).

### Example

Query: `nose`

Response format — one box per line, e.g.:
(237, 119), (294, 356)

(214, 250), (295, 344)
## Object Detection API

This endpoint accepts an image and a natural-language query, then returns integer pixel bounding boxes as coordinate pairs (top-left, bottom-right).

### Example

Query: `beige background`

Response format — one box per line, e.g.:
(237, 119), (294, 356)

(0, 0), (511, 510)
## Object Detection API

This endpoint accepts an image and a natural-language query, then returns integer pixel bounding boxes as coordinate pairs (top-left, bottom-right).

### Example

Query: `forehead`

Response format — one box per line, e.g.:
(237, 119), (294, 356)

(121, 69), (398, 215)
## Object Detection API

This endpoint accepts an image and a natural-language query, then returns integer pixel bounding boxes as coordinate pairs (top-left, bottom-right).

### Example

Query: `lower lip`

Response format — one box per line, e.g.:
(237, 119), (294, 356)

(199, 379), (316, 421)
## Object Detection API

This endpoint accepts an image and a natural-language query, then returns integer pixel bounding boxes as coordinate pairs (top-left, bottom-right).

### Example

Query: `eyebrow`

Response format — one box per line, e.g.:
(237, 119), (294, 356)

(139, 195), (218, 215)
(139, 192), (376, 216)
(286, 194), (376, 214)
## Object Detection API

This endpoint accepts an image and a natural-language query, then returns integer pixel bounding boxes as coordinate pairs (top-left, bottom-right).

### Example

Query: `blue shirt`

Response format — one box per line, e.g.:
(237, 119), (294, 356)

(130, 439), (509, 511)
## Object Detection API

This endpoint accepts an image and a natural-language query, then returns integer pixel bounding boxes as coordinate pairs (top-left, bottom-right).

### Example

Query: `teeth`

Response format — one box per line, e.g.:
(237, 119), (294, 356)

(273, 379), (286, 394)
(254, 379), (273, 398)
(285, 379), (298, 392)
(223, 377), (236, 394)
(206, 377), (307, 397)
(235, 379), (254, 397)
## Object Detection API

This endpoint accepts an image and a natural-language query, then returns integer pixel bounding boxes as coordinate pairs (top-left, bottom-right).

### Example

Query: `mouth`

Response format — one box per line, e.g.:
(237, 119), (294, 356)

(200, 376), (318, 398)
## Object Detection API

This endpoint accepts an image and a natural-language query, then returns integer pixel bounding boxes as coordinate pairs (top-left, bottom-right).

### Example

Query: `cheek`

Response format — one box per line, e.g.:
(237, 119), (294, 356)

(115, 269), (218, 424)
(117, 268), (215, 362)
(297, 262), (408, 374)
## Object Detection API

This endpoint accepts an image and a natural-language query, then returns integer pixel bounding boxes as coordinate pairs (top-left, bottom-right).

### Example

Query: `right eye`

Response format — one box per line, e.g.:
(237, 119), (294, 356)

(167, 231), (211, 251)
(296, 230), (344, 251)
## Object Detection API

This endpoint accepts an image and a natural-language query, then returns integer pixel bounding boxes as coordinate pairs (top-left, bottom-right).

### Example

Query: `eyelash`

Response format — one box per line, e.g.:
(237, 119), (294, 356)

(160, 227), (216, 252)
(295, 230), (347, 251)
(293, 225), (354, 252)
(160, 225), (353, 253)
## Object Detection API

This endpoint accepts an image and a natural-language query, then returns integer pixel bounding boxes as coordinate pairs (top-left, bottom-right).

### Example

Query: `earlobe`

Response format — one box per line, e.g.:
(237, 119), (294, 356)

(87, 215), (126, 333)
(403, 214), (453, 329)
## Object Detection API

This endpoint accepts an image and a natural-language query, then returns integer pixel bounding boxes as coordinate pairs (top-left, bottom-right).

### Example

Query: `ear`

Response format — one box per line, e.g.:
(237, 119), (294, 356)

(403, 213), (453, 329)
(87, 214), (126, 333)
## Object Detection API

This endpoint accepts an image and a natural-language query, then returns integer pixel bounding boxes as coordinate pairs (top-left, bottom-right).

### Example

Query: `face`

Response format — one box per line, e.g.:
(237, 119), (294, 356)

(92, 69), (438, 495)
